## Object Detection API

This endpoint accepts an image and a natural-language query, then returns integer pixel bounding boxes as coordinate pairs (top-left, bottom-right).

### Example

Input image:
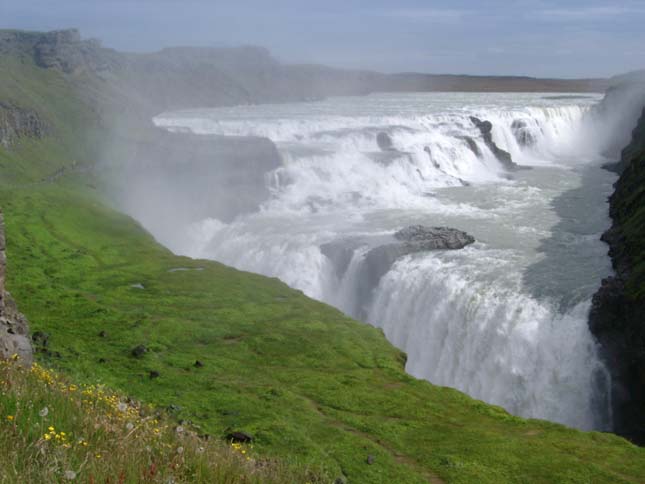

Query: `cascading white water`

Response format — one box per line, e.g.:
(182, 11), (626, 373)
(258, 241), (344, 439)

(144, 92), (625, 431)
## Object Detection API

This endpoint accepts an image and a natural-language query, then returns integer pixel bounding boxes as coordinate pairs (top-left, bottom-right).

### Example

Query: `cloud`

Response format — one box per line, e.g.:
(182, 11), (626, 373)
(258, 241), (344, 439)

(535, 5), (645, 21)
(379, 8), (469, 23)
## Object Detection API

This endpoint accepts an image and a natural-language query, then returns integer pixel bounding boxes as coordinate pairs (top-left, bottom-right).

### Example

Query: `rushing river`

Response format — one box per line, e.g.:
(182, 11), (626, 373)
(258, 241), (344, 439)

(149, 92), (624, 431)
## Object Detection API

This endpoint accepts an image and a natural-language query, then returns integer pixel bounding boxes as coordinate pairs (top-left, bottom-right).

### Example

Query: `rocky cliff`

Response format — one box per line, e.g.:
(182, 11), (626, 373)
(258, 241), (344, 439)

(0, 101), (49, 148)
(590, 81), (645, 444)
(0, 210), (32, 364)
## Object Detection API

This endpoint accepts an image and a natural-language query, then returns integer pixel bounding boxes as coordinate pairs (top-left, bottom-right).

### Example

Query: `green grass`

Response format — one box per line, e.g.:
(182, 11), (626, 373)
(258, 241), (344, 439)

(1, 43), (645, 483)
(1, 179), (645, 483)
(0, 358), (322, 483)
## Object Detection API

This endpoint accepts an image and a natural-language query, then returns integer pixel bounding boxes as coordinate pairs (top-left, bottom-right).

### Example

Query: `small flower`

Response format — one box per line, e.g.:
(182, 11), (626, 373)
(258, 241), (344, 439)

(6, 415), (14, 421)
(175, 426), (184, 434)
(44, 434), (51, 440)
(176, 447), (184, 455)
(95, 453), (101, 459)
(125, 422), (134, 431)
(48, 426), (55, 432)
(64, 470), (76, 480)
(39, 407), (49, 417)
(117, 402), (127, 412)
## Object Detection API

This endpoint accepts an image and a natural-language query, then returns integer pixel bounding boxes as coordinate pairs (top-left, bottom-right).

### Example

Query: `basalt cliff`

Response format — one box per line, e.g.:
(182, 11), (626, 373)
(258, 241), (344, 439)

(590, 73), (645, 444)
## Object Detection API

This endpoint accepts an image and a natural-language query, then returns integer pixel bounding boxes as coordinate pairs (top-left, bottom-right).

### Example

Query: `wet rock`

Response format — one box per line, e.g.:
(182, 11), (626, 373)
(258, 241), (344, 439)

(194, 360), (204, 368)
(98, 330), (107, 338)
(131, 344), (148, 358)
(149, 370), (160, 379)
(376, 132), (394, 151)
(321, 226), (475, 320)
(511, 119), (537, 147)
(460, 136), (482, 157)
(394, 225), (475, 250)
(470, 116), (518, 170)
(226, 430), (254, 443)
(424, 146), (441, 169)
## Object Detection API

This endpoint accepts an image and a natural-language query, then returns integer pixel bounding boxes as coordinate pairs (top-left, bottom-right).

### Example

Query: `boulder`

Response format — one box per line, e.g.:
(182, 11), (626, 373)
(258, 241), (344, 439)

(131, 344), (148, 358)
(226, 431), (254, 443)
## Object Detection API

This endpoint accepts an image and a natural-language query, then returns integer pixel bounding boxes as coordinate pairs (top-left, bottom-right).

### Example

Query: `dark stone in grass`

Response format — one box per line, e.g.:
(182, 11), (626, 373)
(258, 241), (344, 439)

(226, 431), (253, 443)
(194, 360), (204, 368)
(98, 330), (107, 338)
(149, 370), (160, 379)
(32, 331), (49, 347)
(167, 404), (182, 413)
(367, 455), (375, 465)
(131, 344), (147, 358)
(98, 358), (107, 363)
(334, 477), (347, 484)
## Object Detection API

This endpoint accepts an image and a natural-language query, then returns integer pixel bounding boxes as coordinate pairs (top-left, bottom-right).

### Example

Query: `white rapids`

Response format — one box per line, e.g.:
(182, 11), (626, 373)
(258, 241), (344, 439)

(143, 92), (631, 431)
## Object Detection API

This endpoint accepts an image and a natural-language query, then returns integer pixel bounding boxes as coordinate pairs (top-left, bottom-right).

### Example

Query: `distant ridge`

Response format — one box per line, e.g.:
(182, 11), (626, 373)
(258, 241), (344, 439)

(0, 28), (608, 117)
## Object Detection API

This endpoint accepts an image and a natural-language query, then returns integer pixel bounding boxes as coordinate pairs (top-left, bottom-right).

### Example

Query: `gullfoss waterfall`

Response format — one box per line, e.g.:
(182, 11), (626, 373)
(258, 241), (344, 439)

(145, 93), (624, 431)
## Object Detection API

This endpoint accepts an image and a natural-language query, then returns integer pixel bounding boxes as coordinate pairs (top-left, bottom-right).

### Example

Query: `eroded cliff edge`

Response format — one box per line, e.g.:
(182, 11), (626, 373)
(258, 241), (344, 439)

(590, 84), (645, 444)
(0, 210), (32, 364)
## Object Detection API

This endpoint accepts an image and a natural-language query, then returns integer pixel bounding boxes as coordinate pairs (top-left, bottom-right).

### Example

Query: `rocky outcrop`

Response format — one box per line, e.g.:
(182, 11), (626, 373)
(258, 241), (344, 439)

(470, 116), (518, 170)
(590, 104), (645, 444)
(322, 226), (474, 319)
(0, 102), (49, 148)
(0, 211), (32, 364)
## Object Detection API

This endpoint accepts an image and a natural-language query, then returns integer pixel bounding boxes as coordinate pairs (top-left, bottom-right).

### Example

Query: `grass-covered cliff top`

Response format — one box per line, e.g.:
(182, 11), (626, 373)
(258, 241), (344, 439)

(1, 31), (645, 483)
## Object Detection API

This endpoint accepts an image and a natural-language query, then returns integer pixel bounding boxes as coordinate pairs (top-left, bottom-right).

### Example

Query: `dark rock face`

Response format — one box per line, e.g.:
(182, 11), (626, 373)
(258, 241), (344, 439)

(0, 211), (32, 364)
(511, 119), (537, 147)
(321, 226), (475, 319)
(470, 116), (518, 170)
(0, 102), (49, 148)
(590, 104), (645, 444)
(376, 132), (394, 151)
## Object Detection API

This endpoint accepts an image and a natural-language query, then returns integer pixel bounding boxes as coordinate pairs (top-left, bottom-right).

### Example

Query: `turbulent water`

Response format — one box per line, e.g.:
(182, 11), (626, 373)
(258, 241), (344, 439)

(150, 92), (623, 431)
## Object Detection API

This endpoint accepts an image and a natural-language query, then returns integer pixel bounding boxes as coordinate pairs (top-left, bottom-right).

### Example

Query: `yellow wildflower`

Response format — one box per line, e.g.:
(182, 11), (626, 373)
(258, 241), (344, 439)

(44, 434), (51, 440)
(6, 415), (14, 421)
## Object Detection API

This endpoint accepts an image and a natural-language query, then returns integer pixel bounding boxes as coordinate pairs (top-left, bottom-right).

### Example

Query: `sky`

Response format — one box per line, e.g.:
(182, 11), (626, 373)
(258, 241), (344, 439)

(2, 0), (645, 78)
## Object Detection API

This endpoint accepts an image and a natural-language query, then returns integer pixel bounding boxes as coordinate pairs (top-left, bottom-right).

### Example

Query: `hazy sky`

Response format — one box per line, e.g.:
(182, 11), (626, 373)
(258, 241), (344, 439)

(3, 0), (645, 78)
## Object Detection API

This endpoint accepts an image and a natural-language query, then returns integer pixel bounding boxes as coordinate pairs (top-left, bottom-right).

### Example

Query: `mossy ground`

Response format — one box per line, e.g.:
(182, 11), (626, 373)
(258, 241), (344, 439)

(1, 48), (645, 483)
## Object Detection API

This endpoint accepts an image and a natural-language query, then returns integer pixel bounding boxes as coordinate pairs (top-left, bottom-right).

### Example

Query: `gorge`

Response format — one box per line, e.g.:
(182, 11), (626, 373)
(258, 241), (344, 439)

(1, 28), (645, 483)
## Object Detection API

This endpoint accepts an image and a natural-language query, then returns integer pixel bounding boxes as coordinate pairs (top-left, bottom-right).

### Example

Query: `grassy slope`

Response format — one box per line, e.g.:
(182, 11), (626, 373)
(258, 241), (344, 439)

(1, 54), (645, 484)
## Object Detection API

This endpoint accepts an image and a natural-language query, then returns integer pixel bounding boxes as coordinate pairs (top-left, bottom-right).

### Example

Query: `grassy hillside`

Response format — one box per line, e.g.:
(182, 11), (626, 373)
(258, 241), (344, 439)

(1, 40), (645, 483)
